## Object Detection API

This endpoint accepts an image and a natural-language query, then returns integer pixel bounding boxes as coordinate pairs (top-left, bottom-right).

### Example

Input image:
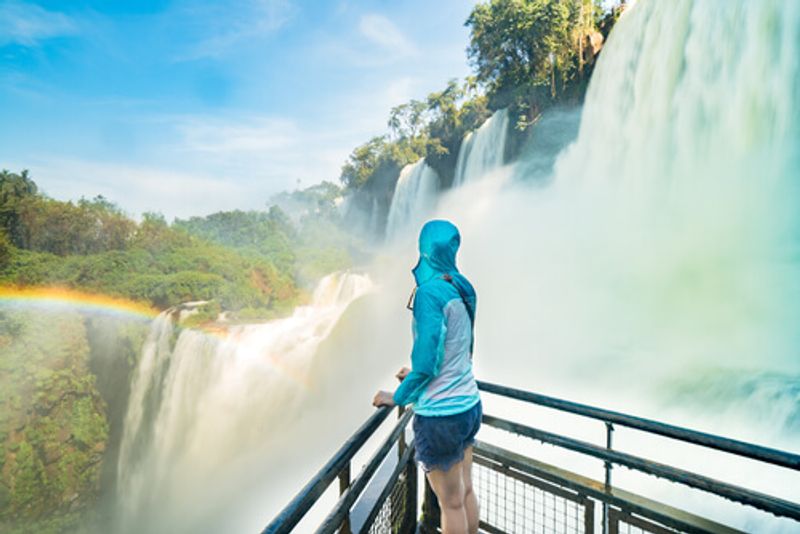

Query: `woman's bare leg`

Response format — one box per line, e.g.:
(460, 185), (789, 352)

(426, 460), (468, 534)
(462, 446), (479, 534)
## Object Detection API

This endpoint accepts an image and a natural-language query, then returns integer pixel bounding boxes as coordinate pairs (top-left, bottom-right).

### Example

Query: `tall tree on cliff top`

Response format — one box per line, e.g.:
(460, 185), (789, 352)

(467, 0), (601, 119)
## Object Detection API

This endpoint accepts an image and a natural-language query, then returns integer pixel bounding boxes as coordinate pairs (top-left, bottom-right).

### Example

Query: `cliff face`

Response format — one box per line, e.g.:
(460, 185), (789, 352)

(0, 311), (109, 533)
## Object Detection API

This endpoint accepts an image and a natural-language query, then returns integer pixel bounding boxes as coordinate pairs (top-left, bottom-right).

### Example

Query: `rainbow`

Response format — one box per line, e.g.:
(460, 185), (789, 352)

(0, 286), (313, 384)
(0, 285), (160, 321)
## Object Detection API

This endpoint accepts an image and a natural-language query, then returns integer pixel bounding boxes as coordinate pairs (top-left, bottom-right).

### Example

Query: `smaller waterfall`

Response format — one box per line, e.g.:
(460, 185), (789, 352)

(453, 108), (510, 186)
(367, 197), (382, 237)
(116, 272), (372, 533)
(385, 160), (440, 241)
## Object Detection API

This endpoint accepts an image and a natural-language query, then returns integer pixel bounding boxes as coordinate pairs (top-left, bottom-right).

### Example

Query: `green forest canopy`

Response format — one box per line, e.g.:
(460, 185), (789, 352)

(0, 170), (358, 316)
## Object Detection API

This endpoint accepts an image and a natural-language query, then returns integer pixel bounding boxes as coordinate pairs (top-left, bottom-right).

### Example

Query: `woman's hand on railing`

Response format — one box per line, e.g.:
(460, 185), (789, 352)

(395, 366), (411, 382)
(372, 390), (395, 408)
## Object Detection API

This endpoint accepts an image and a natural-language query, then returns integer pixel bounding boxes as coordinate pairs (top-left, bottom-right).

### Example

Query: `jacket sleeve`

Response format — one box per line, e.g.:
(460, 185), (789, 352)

(393, 286), (446, 407)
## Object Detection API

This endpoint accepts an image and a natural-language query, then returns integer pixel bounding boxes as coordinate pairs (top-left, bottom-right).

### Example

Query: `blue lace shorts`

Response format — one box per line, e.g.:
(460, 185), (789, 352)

(413, 400), (482, 473)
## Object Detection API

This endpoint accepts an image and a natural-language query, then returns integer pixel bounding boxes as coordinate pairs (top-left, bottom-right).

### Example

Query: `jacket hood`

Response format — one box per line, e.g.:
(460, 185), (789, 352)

(412, 220), (460, 285)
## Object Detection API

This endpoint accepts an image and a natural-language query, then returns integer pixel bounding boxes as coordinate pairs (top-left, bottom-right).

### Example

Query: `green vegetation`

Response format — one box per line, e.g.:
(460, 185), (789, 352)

(0, 311), (108, 533)
(467, 0), (604, 125)
(174, 181), (358, 287)
(173, 207), (295, 272)
(0, 171), (362, 318)
(174, 181), (361, 287)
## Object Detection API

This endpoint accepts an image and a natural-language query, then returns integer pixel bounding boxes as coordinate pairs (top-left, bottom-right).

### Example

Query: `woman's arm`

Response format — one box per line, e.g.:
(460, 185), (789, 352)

(371, 367), (409, 407)
(392, 286), (445, 406)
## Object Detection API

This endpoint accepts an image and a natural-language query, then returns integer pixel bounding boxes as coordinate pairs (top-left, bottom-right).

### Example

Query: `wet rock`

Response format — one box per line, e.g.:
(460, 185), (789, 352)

(583, 31), (604, 65)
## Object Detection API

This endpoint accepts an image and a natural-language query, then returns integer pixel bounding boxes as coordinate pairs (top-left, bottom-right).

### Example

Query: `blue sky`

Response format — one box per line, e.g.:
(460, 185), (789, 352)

(0, 0), (477, 219)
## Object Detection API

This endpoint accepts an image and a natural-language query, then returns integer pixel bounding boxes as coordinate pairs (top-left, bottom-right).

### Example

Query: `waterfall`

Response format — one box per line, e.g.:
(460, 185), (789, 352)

(116, 272), (372, 533)
(385, 160), (440, 241)
(367, 196), (382, 237)
(453, 108), (510, 186)
(534, 0), (800, 383)
(429, 0), (800, 389)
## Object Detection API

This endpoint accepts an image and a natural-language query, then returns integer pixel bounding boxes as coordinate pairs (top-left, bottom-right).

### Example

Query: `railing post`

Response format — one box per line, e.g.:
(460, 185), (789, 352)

(338, 463), (352, 534)
(583, 496), (595, 534)
(396, 406), (418, 533)
(398, 406), (407, 456)
(415, 409), (438, 532)
(602, 421), (614, 534)
(404, 452), (418, 533)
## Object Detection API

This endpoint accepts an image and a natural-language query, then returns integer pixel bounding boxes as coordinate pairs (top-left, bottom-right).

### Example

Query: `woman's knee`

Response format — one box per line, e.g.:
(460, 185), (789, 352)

(430, 468), (467, 510)
(462, 470), (474, 498)
(440, 488), (466, 511)
(463, 480), (474, 499)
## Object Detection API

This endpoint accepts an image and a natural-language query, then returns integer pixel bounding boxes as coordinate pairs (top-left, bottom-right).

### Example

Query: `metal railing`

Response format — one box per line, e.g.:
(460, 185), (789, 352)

(475, 380), (800, 533)
(261, 405), (416, 534)
(263, 381), (800, 534)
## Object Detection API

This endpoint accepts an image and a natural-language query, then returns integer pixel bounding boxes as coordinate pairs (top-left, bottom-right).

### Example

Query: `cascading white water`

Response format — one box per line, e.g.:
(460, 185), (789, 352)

(367, 197), (382, 237)
(428, 0), (800, 400)
(385, 160), (440, 241)
(453, 108), (510, 186)
(116, 272), (372, 533)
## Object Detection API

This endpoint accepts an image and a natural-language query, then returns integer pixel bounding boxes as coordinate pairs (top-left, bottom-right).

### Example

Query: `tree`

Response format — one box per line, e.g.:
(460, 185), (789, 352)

(132, 211), (191, 253)
(268, 181), (343, 221)
(0, 169), (38, 246)
(0, 228), (12, 268)
(388, 100), (428, 141)
(466, 0), (602, 117)
(0, 169), (37, 202)
(340, 136), (390, 189)
(426, 80), (464, 121)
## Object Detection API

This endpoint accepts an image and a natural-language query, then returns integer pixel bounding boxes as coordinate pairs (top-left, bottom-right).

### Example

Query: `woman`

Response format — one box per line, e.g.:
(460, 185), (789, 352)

(373, 219), (481, 534)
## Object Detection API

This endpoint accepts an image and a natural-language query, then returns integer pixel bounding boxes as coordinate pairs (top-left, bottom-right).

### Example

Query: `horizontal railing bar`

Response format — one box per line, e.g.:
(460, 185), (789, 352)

(477, 520), (509, 534)
(482, 413), (800, 521)
(357, 441), (415, 533)
(477, 380), (800, 471)
(261, 406), (392, 534)
(611, 507), (681, 534)
(316, 408), (414, 534)
(474, 440), (745, 534)
(474, 453), (587, 503)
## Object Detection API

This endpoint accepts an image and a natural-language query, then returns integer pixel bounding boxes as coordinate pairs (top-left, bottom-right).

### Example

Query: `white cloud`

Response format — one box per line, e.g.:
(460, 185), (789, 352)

(172, 116), (300, 154)
(173, 0), (296, 61)
(160, 114), (324, 182)
(358, 14), (417, 58)
(311, 13), (420, 69)
(0, 1), (77, 47)
(8, 112), (365, 218)
(14, 158), (248, 220)
(384, 77), (417, 108)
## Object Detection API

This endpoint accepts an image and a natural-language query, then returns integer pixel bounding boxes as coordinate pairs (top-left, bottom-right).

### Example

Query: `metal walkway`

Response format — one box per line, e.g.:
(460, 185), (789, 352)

(263, 381), (800, 534)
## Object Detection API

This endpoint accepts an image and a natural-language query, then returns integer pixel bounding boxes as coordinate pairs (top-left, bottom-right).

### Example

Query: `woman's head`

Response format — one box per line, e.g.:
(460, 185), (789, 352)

(412, 220), (461, 285)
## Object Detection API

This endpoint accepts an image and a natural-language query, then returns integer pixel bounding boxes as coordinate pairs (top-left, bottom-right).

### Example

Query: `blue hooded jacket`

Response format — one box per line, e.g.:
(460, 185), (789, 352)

(392, 220), (480, 416)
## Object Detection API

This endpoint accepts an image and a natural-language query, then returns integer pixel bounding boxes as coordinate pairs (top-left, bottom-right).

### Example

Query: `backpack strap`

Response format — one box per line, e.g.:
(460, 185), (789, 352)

(441, 273), (475, 354)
